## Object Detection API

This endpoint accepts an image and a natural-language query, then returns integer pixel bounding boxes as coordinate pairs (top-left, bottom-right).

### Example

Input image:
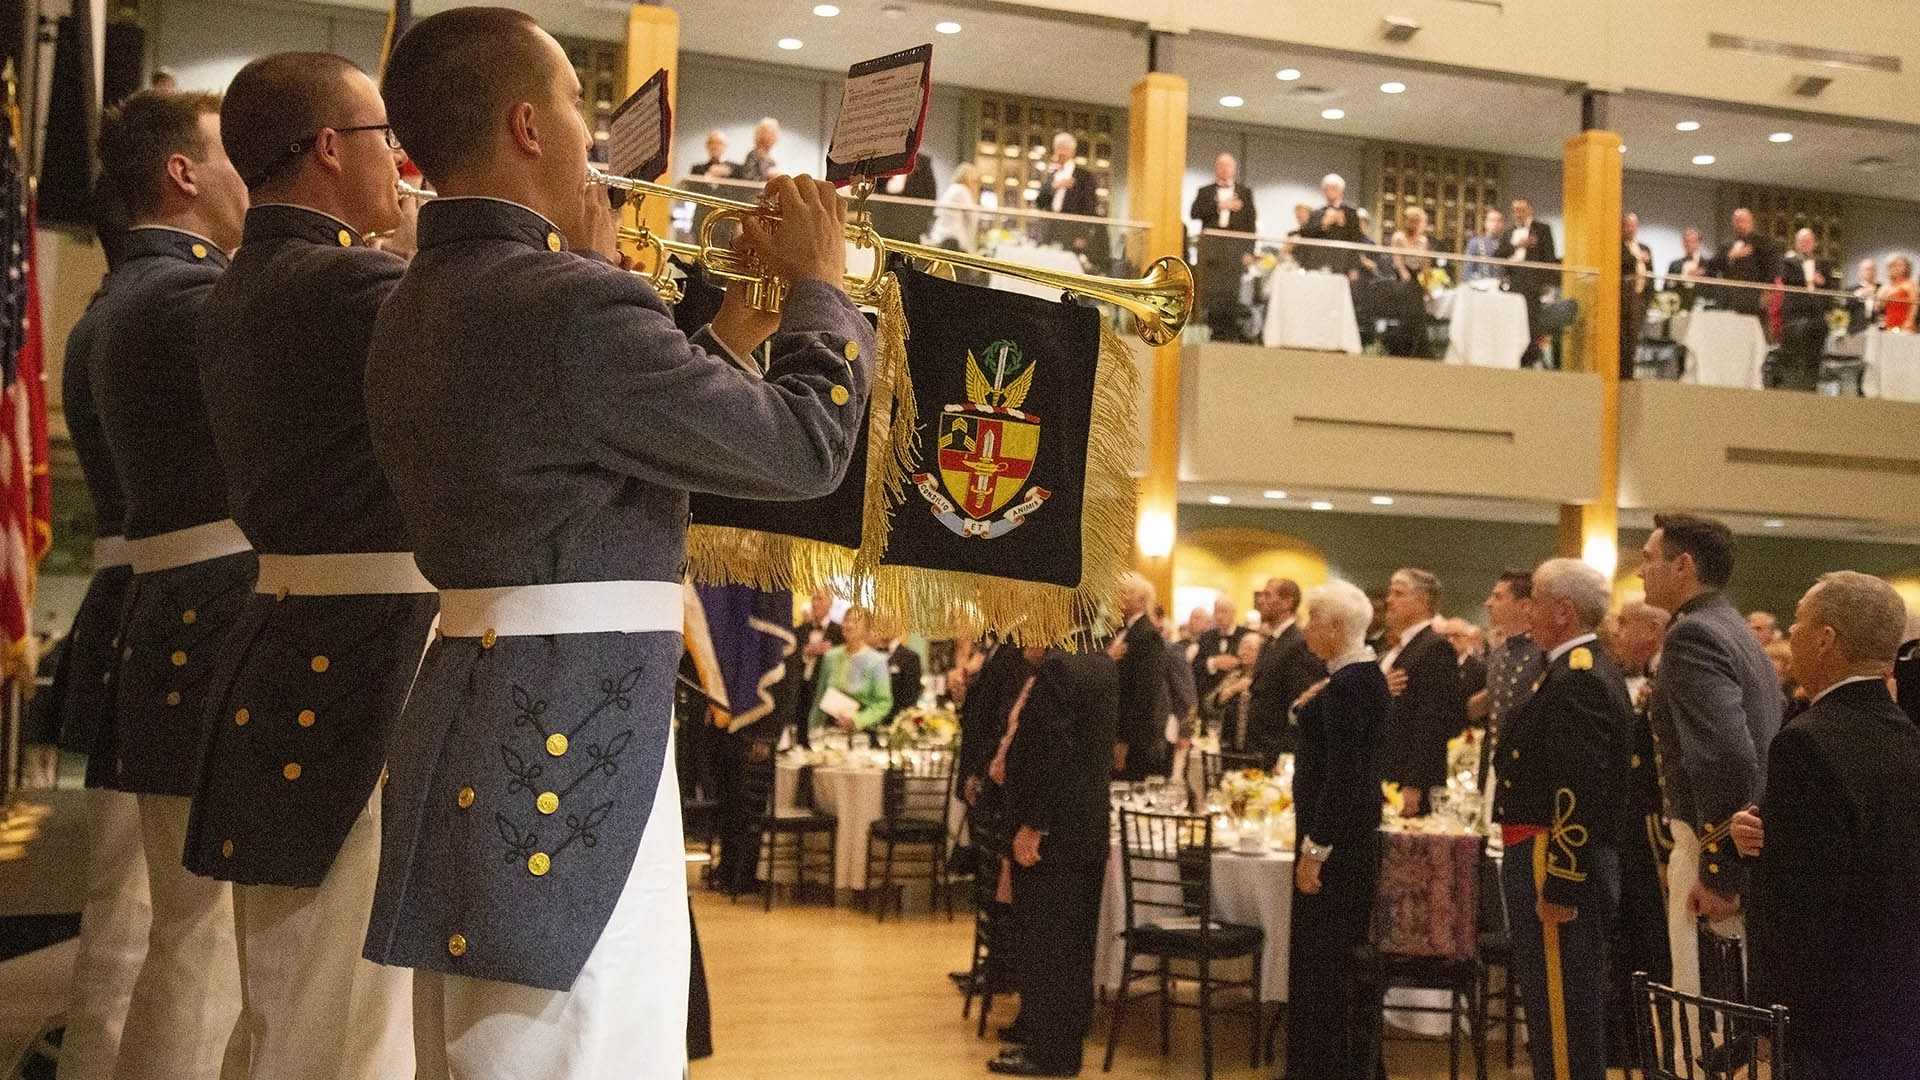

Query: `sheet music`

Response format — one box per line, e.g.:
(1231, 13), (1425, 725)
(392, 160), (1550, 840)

(828, 60), (926, 166)
(609, 80), (663, 178)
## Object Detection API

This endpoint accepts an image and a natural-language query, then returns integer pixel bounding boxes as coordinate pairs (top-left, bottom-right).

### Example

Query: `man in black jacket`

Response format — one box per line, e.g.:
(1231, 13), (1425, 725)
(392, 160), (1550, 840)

(787, 587), (843, 746)
(1189, 152), (1257, 342)
(1704, 207), (1779, 316)
(1497, 197), (1558, 367)
(1244, 577), (1325, 762)
(1776, 227), (1835, 392)
(991, 643), (1120, 1077)
(1190, 595), (1249, 703)
(1744, 572), (1920, 1077)
(1109, 573), (1169, 780)
(1298, 172), (1364, 275)
(1381, 568), (1467, 815)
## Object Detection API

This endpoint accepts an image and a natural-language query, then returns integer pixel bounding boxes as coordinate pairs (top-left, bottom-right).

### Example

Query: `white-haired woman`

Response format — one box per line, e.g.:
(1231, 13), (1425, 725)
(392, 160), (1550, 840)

(928, 161), (984, 253)
(1284, 578), (1393, 1080)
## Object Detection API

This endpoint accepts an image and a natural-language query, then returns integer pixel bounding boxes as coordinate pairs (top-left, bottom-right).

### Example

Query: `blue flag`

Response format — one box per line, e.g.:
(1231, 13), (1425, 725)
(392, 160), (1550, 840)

(687, 584), (795, 732)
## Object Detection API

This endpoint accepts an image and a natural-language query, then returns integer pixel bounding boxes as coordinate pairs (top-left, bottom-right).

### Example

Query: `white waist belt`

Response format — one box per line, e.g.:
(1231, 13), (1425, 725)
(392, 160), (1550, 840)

(93, 535), (129, 570)
(255, 552), (435, 596)
(129, 519), (252, 574)
(436, 580), (685, 639)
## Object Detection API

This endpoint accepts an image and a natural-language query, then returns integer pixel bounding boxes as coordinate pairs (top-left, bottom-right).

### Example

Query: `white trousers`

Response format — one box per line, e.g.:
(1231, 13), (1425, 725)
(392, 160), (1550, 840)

(1665, 823), (1744, 998)
(412, 751), (690, 1080)
(57, 789), (152, 1080)
(112, 794), (242, 1080)
(230, 792), (413, 1080)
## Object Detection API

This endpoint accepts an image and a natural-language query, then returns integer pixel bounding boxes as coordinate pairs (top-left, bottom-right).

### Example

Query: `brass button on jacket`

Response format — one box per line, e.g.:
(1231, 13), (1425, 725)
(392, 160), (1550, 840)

(448, 933), (467, 957)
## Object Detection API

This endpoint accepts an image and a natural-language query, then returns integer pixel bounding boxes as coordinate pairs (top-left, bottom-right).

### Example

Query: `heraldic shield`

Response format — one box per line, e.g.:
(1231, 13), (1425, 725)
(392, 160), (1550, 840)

(932, 341), (1047, 536)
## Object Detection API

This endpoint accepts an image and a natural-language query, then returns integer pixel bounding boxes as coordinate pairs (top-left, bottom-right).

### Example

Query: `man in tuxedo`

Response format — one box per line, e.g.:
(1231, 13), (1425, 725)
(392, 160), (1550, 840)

(689, 130), (733, 179)
(1638, 513), (1782, 998)
(1777, 227), (1835, 391)
(1041, 131), (1103, 268)
(1705, 207), (1778, 315)
(787, 587), (843, 745)
(1621, 212), (1654, 379)
(992, 642), (1120, 1077)
(1190, 152), (1257, 342)
(1109, 573), (1168, 780)
(875, 614), (923, 720)
(1190, 595), (1250, 702)
(1380, 568), (1468, 815)
(1666, 227), (1707, 309)
(1244, 577), (1326, 762)
(1299, 172), (1364, 275)
(1462, 207), (1506, 284)
(1497, 197), (1558, 367)
(1746, 572), (1920, 1076)
(1848, 257), (1880, 333)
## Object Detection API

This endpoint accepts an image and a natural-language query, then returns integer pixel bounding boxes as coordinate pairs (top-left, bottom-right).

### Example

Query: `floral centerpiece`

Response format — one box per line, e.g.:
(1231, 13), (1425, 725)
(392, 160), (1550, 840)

(1446, 728), (1483, 787)
(1220, 768), (1291, 819)
(886, 706), (959, 750)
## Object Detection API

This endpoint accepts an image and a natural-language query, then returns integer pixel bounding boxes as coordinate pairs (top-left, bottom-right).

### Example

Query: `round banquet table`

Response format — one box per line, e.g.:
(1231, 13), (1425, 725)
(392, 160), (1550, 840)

(1438, 287), (1530, 369)
(1863, 328), (1920, 401)
(1680, 308), (1768, 389)
(1262, 270), (1363, 353)
(773, 758), (888, 891)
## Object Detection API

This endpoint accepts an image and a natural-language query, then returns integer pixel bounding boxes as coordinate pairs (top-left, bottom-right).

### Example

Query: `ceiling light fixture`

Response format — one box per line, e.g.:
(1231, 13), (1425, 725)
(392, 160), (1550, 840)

(1263, 490), (1287, 500)
(1769, 131), (1794, 143)
(1692, 154), (1716, 165)
(811, 3), (839, 15)
(1320, 107), (1345, 120)
(1370, 495), (1395, 506)
(1277, 68), (1302, 81)
(1379, 81), (1406, 94)
(1208, 494), (1231, 505)
(777, 37), (804, 50)
(934, 20), (961, 33)
(1219, 95), (1244, 108)
(1675, 120), (1701, 131)
(1309, 500), (1334, 511)
(1762, 518), (1785, 528)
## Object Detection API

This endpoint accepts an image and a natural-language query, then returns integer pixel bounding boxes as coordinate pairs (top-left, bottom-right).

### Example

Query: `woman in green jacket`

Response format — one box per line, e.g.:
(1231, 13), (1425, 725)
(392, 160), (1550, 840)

(809, 606), (894, 740)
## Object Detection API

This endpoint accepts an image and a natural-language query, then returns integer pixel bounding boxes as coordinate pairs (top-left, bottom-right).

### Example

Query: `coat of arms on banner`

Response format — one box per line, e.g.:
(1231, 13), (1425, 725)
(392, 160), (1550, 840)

(914, 339), (1050, 538)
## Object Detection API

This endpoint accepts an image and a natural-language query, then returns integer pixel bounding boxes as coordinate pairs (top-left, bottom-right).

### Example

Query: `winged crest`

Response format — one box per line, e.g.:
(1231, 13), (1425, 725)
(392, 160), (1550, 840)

(964, 348), (1035, 411)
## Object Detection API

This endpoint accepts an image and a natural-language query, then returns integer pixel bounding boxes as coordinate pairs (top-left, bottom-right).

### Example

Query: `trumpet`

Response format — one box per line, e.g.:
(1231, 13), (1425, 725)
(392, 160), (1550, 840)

(400, 170), (1193, 345)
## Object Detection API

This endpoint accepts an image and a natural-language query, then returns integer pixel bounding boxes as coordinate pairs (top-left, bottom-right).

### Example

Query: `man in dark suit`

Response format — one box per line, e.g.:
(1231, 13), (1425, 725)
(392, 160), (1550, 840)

(1109, 573), (1168, 780)
(1493, 559), (1632, 1080)
(1245, 577), (1326, 762)
(1666, 227), (1707, 309)
(1190, 152), (1257, 342)
(787, 587), (843, 746)
(1040, 131), (1103, 267)
(1607, 599), (1674, 1067)
(1381, 568), (1468, 815)
(1190, 595), (1250, 703)
(1621, 213), (1654, 379)
(1744, 571), (1920, 1076)
(1638, 512), (1782, 999)
(1847, 257), (1881, 335)
(876, 615), (923, 719)
(1776, 227), (1836, 392)
(1298, 172), (1365, 275)
(1704, 207), (1779, 316)
(1497, 197), (1558, 366)
(992, 643), (1120, 1077)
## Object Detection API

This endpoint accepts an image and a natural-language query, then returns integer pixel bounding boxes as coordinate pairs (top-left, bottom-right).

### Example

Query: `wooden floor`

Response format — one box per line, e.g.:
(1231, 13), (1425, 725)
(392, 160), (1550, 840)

(689, 871), (1527, 1080)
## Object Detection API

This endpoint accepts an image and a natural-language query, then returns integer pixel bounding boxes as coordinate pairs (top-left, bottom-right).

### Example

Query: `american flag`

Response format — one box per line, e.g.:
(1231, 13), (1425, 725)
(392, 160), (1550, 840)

(0, 78), (51, 681)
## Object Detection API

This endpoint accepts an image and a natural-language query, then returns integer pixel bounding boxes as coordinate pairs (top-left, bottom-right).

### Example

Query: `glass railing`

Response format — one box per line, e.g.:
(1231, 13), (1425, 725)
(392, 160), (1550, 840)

(1185, 229), (1604, 374)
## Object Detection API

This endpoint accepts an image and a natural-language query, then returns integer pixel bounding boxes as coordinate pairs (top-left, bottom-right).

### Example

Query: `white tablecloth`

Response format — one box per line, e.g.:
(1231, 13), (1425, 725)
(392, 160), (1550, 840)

(1440, 288), (1530, 369)
(1680, 308), (1768, 389)
(1095, 838), (1295, 1002)
(774, 761), (888, 890)
(988, 244), (1088, 301)
(1864, 328), (1920, 401)
(1263, 271), (1363, 353)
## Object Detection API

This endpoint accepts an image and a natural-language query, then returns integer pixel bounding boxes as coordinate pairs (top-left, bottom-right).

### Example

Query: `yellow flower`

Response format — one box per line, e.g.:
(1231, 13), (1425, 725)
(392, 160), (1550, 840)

(1569, 647), (1593, 671)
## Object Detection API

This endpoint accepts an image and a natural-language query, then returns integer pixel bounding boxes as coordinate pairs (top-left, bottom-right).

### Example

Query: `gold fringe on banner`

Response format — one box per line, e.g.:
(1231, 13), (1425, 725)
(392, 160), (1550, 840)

(683, 273), (917, 594)
(867, 317), (1140, 648)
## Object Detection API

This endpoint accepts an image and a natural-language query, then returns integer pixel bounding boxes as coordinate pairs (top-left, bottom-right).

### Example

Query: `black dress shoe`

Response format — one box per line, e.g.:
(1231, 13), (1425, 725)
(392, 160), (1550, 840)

(986, 1050), (1077, 1077)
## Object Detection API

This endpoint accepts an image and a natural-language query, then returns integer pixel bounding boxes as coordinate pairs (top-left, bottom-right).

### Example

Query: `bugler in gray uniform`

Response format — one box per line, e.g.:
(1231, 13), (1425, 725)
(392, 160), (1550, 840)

(184, 203), (436, 886)
(361, 196), (874, 991)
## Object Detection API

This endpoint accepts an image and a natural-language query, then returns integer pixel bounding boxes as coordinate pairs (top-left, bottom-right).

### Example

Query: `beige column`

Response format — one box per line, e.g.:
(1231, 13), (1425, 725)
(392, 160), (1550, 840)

(1559, 129), (1623, 576)
(623, 5), (680, 255)
(1127, 72), (1188, 606)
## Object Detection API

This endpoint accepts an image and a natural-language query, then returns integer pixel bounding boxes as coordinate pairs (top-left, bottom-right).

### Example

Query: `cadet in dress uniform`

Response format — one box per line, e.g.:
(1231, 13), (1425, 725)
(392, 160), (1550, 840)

(183, 54), (432, 1079)
(362, 12), (873, 1078)
(89, 89), (252, 1080)
(1491, 559), (1631, 1080)
(51, 191), (153, 1080)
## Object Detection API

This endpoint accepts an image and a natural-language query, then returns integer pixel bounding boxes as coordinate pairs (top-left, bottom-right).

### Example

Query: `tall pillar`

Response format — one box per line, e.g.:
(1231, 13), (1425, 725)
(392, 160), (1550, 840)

(1127, 72), (1188, 607)
(1560, 129), (1623, 577)
(624, 5), (679, 253)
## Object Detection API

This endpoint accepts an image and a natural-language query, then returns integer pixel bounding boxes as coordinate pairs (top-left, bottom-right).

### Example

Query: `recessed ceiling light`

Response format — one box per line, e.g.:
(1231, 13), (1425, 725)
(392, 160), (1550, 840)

(934, 20), (962, 33)
(1208, 494), (1231, 505)
(1675, 120), (1701, 132)
(1769, 131), (1794, 143)
(1276, 68), (1302, 81)
(1618, 145), (1628, 153)
(777, 37), (804, 49)
(1262, 490), (1287, 500)
(1370, 495), (1395, 506)
(1320, 108), (1345, 120)
(1379, 81), (1406, 94)
(1310, 500), (1334, 511)
(1219, 95), (1244, 108)
(812, 3), (839, 15)
(1762, 519), (1785, 528)
(1692, 154), (1716, 165)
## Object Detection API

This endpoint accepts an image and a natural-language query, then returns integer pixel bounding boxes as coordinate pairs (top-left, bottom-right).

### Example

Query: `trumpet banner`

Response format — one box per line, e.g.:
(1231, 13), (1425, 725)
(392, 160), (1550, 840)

(682, 266), (1137, 646)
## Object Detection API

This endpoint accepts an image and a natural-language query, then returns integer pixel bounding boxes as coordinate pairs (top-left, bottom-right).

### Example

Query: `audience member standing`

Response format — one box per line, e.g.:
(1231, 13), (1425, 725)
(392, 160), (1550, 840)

(1299, 173), (1364, 276)
(1462, 208), (1506, 284)
(689, 130), (734, 179)
(1878, 254), (1918, 332)
(1621, 213), (1653, 379)
(1190, 152), (1257, 342)
(1190, 595), (1250, 702)
(1498, 197), (1557, 367)
(1705, 207), (1778, 316)
(1380, 568), (1466, 815)
(1284, 579), (1391, 1080)
(1848, 257), (1880, 333)
(1638, 513), (1782, 997)
(875, 613), (922, 720)
(737, 117), (781, 181)
(787, 587), (843, 746)
(1607, 599), (1675, 1065)
(1777, 227), (1835, 391)
(1745, 572), (1920, 1077)
(1472, 570), (1546, 790)
(1041, 132), (1102, 266)
(1245, 577), (1326, 763)
(1109, 573), (1168, 780)
(1666, 227), (1707, 309)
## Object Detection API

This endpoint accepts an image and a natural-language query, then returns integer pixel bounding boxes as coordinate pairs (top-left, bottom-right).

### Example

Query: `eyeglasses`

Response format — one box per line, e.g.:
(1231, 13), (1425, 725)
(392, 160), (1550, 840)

(245, 123), (402, 187)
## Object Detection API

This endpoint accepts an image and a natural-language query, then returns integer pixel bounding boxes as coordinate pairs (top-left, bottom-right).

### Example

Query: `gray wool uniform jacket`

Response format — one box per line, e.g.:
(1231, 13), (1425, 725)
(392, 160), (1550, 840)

(184, 205), (439, 887)
(1647, 590), (1782, 895)
(360, 197), (873, 990)
(88, 226), (257, 796)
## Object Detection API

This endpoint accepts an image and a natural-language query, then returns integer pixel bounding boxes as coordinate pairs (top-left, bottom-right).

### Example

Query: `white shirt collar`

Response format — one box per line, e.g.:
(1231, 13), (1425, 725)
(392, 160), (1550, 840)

(1810, 673), (1882, 707)
(1267, 617), (1295, 638)
(1546, 632), (1599, 663)
(1331, 646), (1376, 671)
